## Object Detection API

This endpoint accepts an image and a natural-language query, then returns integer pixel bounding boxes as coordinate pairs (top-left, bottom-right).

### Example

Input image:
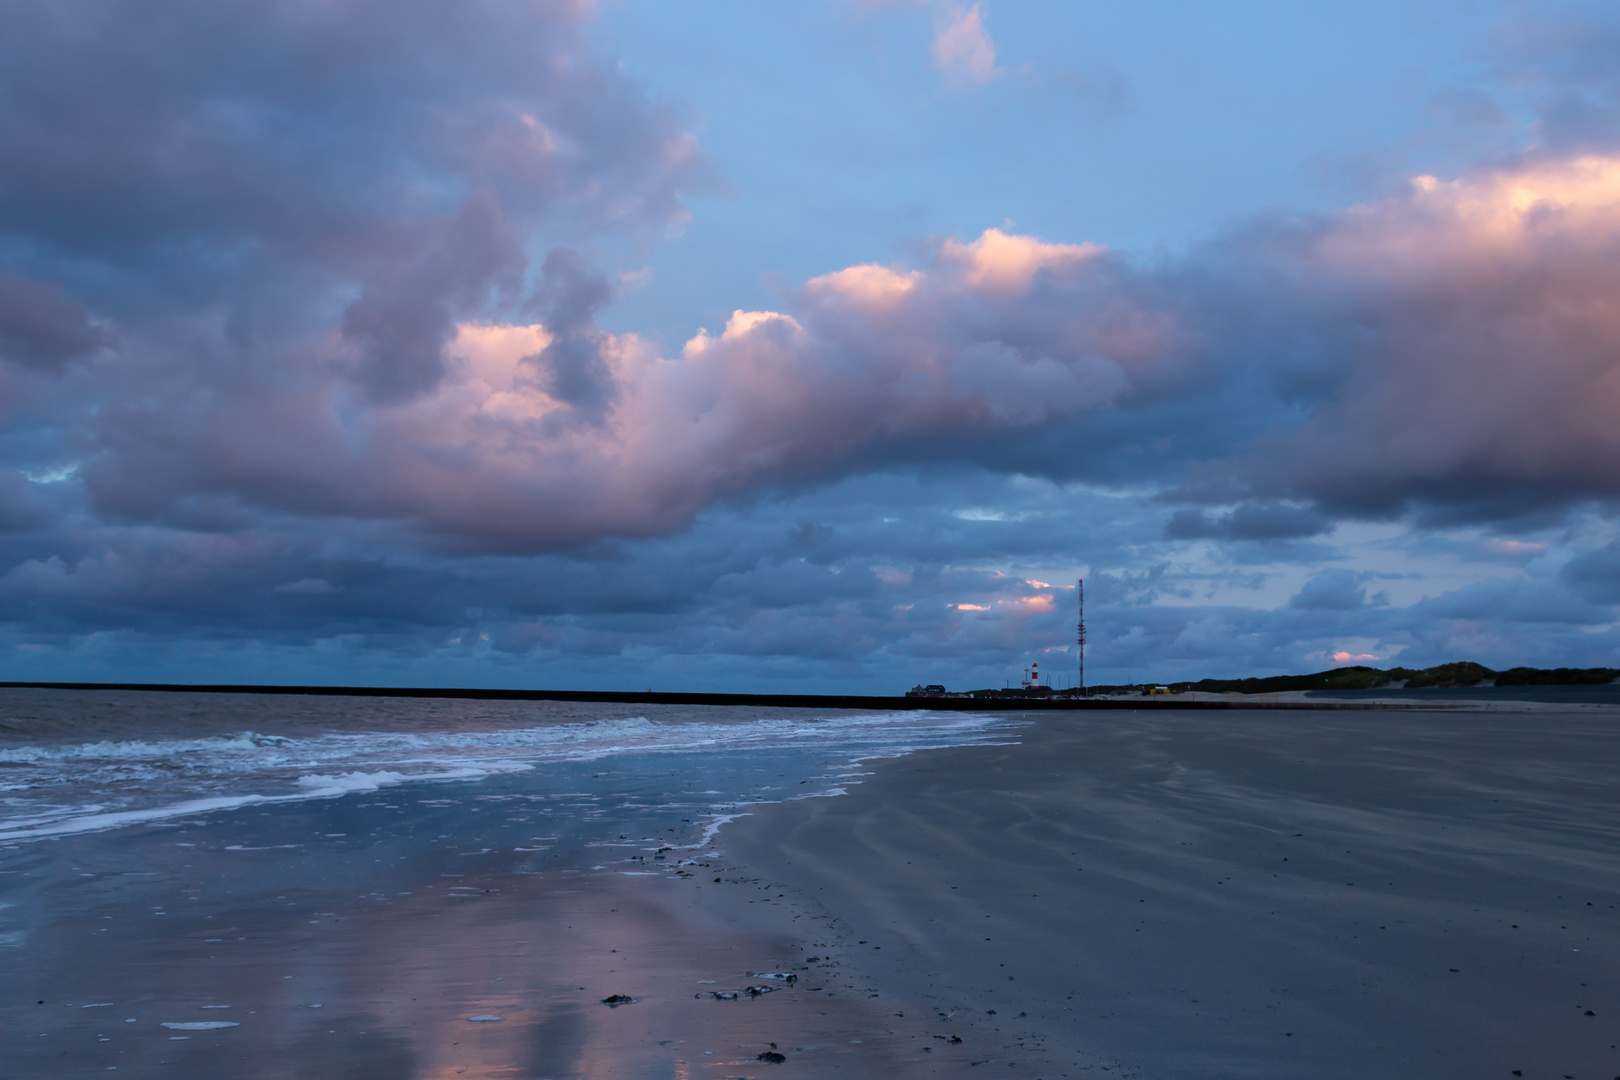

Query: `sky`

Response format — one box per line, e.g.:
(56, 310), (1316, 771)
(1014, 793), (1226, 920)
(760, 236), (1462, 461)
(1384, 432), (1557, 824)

(1, 0), (1619, 692)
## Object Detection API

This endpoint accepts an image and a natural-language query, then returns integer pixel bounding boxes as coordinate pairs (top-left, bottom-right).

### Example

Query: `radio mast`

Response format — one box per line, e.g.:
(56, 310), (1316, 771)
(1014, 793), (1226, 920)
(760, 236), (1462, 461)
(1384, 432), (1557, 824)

(1077, 577), (1086, 696)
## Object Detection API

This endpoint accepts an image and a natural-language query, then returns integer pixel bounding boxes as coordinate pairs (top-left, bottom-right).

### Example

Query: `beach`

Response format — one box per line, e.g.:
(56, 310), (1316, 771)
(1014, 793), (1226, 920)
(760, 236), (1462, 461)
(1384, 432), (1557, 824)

(0, 690), (1013, 1078)
(3, 692), (1618, 1078)
(723, 704), (1620, 1077)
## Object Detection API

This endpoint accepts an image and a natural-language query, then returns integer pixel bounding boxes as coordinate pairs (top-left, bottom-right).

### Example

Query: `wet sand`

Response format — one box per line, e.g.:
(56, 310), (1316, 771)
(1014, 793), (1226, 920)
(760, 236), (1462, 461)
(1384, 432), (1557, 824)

(4, 864), (958, 1077)
(5, 705), (1619, 1078)
(724, 707), (1620, 1078)
(1, 744), (980, 1079)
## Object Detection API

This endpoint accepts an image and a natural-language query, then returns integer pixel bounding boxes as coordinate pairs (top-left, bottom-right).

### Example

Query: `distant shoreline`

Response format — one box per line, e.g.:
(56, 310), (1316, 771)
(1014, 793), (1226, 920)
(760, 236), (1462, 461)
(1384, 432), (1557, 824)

(0, 679), (1579, 710)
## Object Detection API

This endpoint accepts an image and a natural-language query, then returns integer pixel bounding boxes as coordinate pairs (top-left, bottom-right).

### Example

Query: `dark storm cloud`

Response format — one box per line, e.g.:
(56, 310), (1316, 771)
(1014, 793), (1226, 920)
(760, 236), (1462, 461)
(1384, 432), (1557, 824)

(0, 275), (108, 370)
(0, 467), (1613, 690)
(0, 0), (698, 276)
(1289, 569), (1383, 612)
(1405, 571), (1615, 628)
(1165, 502), (1333, 542)
(0, 0), (704, 536)
(0, 471), (56, 532)
(0, 0), (702, 412)
(339, 190), (529, 403)
(528, 248), (619, 415)
(1560, 540), (1620, 604)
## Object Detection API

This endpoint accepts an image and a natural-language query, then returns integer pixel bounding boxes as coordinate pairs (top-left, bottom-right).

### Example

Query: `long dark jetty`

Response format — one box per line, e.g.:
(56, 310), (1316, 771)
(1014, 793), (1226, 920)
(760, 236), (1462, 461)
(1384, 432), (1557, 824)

(0, 681), (1433, 710)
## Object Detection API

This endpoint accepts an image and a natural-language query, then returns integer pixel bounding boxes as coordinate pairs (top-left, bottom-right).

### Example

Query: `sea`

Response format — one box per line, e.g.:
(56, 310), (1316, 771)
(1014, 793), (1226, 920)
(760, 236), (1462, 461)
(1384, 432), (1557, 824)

(0, 688), (1018, 852)
(0, 689), (1023, 1075)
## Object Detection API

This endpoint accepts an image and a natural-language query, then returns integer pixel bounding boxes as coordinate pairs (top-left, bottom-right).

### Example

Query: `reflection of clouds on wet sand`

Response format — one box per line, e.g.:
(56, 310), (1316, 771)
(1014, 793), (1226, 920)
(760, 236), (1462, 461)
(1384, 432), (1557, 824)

(275, 1019), (418, 1080)
(352, 876), (951, 1078)
(4, 834), (973, 1078)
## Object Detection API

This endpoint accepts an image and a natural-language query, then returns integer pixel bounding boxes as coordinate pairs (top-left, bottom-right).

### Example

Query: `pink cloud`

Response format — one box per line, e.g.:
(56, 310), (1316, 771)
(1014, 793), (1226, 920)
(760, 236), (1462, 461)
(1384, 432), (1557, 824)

(1250, 154), (1620, 516)
(50, 150), (1620, 554)
(937, 227), (1102, 291)
(932, 3), (1000, 84)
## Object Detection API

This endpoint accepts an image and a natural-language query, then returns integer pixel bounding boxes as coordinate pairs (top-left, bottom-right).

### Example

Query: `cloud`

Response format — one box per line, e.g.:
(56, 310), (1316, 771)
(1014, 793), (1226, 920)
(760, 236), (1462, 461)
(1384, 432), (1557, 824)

(1491, 8), (1620, 152)
(528, 248), (619, 416)
(1408, 571), (1612, 626)
(0, 274), (108, 370)
(1165, 503), (1333, 542)
(0, 465), (1612, 689)
(1235, 155), (1620, 521)
(1560, 540), (1620, 603)
(1289, 570), (1381, 612)
(13, 148), (1618, 559)
(338, 189), (528, 403)
(11, 8), (1620, 561)
(0, 0), (704, 403)
(275, 578), (338, 596)
(2, 2), (1620, 686)
(932, 3), (1000, 84)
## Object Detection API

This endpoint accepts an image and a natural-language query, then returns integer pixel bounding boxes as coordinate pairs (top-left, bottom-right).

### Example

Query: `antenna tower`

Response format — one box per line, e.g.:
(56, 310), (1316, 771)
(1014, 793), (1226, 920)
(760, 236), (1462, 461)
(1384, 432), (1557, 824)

(1077, 577), (1086, 696)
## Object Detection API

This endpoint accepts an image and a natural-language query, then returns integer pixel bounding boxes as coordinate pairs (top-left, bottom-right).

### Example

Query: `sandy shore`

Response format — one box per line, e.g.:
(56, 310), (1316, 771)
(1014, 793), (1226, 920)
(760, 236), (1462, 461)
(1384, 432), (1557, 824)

(0, 730), (982, 1079)
(5, 704), (1619, 1078)
(8, 864), (979, 1078)
(721, 707), (1620, 1078)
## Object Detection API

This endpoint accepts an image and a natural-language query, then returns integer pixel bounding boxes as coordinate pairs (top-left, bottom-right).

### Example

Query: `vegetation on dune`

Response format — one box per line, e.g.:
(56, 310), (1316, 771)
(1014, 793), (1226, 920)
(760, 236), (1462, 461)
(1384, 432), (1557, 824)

(1087, 662), (1618, 696)
(1491, 666), (1620, 686)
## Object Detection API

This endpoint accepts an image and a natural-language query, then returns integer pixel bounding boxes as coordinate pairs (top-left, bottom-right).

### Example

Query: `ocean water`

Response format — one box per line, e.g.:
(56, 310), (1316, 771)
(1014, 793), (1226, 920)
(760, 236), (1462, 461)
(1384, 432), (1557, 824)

(0, 689), (1020, 850)
(0, 690), (1025, 1076)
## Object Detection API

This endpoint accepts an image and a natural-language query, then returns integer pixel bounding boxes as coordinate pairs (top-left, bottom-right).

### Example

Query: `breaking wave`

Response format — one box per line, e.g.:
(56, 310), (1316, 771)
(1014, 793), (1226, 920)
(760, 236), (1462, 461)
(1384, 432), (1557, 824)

(0, 710), (1012, 842)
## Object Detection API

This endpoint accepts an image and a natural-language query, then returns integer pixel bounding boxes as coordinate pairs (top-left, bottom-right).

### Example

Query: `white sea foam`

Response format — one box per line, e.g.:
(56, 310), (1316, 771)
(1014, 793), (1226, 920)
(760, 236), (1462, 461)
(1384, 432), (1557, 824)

(0, 710), (1015, 843)
(0, 732), (293, 764)
(292, 770), (412, 793)
(0, 769), (526, 842)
